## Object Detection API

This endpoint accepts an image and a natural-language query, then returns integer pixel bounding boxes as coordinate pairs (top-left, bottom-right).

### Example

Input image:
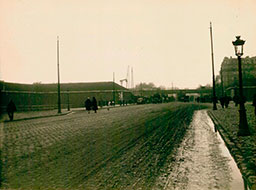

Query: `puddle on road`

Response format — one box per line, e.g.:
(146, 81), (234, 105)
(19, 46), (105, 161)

(207, 112), (246, 190)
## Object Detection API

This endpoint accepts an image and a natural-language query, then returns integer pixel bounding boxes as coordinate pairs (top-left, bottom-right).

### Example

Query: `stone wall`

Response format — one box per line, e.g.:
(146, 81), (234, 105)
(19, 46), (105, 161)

(1, 90), (134, 112)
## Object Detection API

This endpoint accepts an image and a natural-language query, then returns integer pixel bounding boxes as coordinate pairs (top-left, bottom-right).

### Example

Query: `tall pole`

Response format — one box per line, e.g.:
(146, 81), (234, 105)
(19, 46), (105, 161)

(113, 72), (115, 106)
(210, 22), (217, 110)
(131, 67), (134, 89)
(126, 66), (130, 89)
(237, 56), (250, 136)
(57, 36), (61, 113)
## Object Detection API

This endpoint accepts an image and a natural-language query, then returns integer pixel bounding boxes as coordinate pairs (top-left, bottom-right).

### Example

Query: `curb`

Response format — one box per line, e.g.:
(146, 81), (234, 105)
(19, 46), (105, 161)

(2, 111), (73, 123)
(1, 104), (136, 123)
(207, 110), (255, 190)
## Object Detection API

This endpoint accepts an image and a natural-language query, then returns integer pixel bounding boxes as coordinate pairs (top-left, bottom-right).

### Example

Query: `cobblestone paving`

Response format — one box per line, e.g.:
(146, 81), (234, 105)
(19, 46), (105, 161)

(0, 103), (203, 189)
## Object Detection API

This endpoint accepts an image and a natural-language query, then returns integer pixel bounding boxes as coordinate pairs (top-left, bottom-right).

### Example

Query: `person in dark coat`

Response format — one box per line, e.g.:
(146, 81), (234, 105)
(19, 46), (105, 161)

(233, 95), (239, 107)
(85, 97), (91, 114)
(7, 100), (17, 121)
(253, 94), (256, 116)
(219, 97), (225, 108)
(92, 97), (98, 113)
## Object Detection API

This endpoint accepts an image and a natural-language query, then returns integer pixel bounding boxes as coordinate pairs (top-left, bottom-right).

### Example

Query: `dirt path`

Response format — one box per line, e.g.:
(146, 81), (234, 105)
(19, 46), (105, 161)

(155, 110), (243, 190)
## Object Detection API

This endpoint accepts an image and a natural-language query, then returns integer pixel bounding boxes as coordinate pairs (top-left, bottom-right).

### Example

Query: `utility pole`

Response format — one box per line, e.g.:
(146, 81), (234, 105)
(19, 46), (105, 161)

(57, 36), (61, 113)
(126, 66), (130, 89)
(131, 67), (134, 89)
(210, 22), (217, 110)
(113, 72), (115, 106)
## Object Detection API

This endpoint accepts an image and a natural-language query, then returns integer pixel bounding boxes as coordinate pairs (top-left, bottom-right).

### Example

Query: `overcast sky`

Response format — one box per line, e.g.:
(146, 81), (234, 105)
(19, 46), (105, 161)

(0, 0), (255, 89)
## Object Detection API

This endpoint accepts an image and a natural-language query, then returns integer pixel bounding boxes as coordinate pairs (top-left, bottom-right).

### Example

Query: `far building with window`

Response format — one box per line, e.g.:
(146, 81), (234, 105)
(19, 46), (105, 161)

(220, 56), (256, 100)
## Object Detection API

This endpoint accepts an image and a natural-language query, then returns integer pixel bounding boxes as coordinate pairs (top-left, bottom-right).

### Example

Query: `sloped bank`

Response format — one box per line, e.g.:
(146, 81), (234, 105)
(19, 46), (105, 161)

(208, 108), (256, 190)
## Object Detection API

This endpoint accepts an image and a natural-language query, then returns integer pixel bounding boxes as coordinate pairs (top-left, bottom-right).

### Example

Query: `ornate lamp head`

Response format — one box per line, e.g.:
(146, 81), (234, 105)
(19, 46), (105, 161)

(232, 36), (245, 57)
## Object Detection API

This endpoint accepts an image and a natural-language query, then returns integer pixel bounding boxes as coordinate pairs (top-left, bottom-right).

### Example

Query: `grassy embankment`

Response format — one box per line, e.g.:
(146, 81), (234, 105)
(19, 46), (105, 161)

(1, 103), (207, 189)
(208, 103), (256, 189)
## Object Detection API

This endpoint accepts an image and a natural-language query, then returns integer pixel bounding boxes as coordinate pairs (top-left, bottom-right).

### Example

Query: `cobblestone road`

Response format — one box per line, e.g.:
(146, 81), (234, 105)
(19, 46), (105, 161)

(1, 103), (240, 189)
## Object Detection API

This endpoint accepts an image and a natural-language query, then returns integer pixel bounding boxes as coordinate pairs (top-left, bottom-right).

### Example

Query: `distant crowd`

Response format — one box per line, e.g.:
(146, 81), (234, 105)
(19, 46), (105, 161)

(4, 94), (256, 121)
(195, 94), (256, 110)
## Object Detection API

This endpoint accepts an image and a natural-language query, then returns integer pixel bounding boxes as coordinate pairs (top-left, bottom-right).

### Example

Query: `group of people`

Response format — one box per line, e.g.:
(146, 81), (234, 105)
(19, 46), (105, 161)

(84, 97), (98, 113)
(217, 94), (256, 116)
(219, 96), (232, 108)
(4, 94), (256, 121)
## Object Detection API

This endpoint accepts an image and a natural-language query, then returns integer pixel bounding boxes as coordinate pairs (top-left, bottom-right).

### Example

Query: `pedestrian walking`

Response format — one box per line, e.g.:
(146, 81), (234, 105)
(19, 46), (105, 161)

(92, 97), (98, 113)
(85, 97), (91, 114)
(233, 95), (239, 107)
(219, 97), (225, 108)
(253, 94), (256, 116)
(7, 100), (17, 121)
(107, 101), (111, 111)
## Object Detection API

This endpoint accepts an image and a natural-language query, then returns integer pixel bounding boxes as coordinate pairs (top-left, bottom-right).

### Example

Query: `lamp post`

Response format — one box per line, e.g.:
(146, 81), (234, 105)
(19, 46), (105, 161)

(232, 36), (250, 136)
(210, 22), (217, 110)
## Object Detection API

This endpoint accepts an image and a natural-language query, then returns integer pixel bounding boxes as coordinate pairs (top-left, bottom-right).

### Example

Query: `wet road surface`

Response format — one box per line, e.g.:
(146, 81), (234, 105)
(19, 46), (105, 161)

(156, 110), (244, 190)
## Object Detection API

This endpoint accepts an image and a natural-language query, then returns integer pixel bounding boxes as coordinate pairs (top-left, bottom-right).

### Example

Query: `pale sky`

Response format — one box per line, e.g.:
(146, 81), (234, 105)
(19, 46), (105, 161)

(0, 0), (255, 89)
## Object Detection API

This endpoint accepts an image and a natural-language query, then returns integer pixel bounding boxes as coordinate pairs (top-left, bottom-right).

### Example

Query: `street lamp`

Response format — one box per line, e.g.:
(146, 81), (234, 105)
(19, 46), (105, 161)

(232, 36), (250, 136)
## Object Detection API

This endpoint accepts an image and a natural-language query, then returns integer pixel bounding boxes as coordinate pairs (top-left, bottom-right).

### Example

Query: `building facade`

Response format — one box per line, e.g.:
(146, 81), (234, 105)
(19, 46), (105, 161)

(220, 56), (256, 100)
